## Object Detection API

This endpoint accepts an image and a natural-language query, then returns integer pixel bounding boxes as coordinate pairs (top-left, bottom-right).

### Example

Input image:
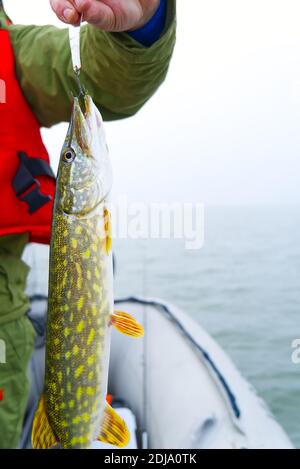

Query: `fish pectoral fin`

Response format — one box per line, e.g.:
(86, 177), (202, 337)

(32, 394), (58, 449)
(97, 402), (130, 448)
(111, 311), (144, 338)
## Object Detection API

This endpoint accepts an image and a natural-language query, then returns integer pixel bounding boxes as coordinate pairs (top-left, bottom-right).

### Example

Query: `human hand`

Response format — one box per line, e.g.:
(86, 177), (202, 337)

(50, 0), (160, 31)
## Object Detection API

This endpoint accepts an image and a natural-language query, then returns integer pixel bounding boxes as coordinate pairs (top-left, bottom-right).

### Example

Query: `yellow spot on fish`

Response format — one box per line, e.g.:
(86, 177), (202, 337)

(86, 387), (95, 396)
(63, 259), (68, 268)
(87, 355), (95, 366)
(76, 263), (82, 275)
(76, 320), (85, 333)
(67, 382), (72, 393)
(71, 238), (77, 249)
(83, 400), (88, 408)
(61, 420), (68, 428)
(58, 371), (63, 383)
(66, 367), (71, 376)
(67, 290), (71, 300)
(72, 415), (81, 425)
(82, 413), (90, 423)
(65, 351), (71, 360)
(69, 400), (75, 409)
(88, 371), (94, 380)
(62, 273), (67, 288)
(95, 267), (100, 280)
(54, 353), (61, 360)
(82, 248), (90, 259)
(51, 382), (57, 392)
(73, 344), (79, 356)
(75, 226), (82, 234)
(54, 338), (60, 346)
(76, 386), (83, 401)
(87, 270), (92, 281)
(64, 327), (71, 338)
(87, 329), (95, 345)
(61, 245), (67, 254)
(75, 365), (85, 379)
(70, 437), (77, 445)
(92, 401), (98, 412)
(63, 304), (69, 312)
(76, 297), (84, 311)
(60, 388), (64, 397)
(91, 305), (97, 316)
(63, 229), (68, 237)
(93, 283), (101, 294)
(60, 403), (66, 409)
(77, 277), (82, 289)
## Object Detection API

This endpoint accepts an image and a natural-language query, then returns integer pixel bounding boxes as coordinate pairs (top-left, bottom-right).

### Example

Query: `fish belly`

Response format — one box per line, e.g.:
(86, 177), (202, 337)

(45, 207), (113, 448)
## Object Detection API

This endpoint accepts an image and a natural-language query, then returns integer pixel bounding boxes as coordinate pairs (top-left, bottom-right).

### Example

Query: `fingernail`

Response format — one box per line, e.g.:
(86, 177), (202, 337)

(63, 8), (74, 21)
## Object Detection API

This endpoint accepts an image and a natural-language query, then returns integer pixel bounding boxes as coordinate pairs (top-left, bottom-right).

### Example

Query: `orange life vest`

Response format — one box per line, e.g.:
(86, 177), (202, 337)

(0, 27), (55, 244)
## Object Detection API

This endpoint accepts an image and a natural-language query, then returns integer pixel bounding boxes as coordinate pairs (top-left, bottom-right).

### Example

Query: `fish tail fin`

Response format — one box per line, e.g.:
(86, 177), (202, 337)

(97, 402), (130, 448)
(32, 394), (58, 449)
(111, 311), (144, 338)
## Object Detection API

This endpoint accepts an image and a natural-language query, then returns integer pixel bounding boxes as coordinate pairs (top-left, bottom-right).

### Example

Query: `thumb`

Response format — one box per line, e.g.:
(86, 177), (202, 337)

(50, 0), (81, 25)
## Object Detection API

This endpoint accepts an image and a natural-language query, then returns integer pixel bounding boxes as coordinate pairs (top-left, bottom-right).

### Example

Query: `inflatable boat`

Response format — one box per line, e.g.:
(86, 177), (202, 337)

(20, 293), (293, 449)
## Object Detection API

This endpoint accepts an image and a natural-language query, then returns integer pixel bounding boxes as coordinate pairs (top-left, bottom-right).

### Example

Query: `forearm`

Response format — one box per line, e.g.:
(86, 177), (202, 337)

(5, 0), (176, 127)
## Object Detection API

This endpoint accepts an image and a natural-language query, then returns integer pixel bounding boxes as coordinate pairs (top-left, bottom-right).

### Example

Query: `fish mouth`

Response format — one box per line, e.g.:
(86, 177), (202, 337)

(68, 97), (92, 155)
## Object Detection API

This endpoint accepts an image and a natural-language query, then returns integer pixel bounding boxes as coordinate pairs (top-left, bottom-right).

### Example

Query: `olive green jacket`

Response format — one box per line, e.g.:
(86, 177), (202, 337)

(0, 1), (176, 126)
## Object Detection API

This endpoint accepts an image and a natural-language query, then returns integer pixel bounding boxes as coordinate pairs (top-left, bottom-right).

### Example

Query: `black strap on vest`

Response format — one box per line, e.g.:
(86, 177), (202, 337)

(12, 151), (56, 214)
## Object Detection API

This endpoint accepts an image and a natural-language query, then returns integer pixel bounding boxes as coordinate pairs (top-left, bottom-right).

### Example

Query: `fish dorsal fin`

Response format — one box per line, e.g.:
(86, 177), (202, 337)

(32, 394), (58, 449)
(97, 403), (130, 448)
(111, 311), (144, 338)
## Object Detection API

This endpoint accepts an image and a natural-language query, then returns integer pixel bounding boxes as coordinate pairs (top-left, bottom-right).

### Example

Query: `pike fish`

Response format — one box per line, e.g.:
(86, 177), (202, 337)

(32, 95), (143, 449)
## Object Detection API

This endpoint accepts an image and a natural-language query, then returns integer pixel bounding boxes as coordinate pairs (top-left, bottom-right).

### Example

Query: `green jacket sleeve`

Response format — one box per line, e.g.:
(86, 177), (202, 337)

(2, 1), (176, 127)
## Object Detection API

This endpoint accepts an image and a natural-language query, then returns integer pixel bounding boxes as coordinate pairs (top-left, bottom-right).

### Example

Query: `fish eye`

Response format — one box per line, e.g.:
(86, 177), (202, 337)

(63, 148), (76, 164)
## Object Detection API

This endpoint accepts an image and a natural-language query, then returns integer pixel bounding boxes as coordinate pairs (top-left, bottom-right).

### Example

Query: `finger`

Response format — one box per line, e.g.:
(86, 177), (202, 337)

(50, 0), (80, 25)
(73, 0), (115, 30)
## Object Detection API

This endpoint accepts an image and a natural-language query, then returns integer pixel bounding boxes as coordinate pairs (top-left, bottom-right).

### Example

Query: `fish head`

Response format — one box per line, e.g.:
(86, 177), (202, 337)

(56, 95), (112, 216)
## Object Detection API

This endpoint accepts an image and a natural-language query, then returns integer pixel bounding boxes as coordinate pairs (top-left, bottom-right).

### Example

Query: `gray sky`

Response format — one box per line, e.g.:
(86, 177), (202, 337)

(6, 0), (300, 205)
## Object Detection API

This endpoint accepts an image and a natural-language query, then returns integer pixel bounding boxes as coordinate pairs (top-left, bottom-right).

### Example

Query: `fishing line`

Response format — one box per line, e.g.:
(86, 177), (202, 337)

(141, 241), (148, 449)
